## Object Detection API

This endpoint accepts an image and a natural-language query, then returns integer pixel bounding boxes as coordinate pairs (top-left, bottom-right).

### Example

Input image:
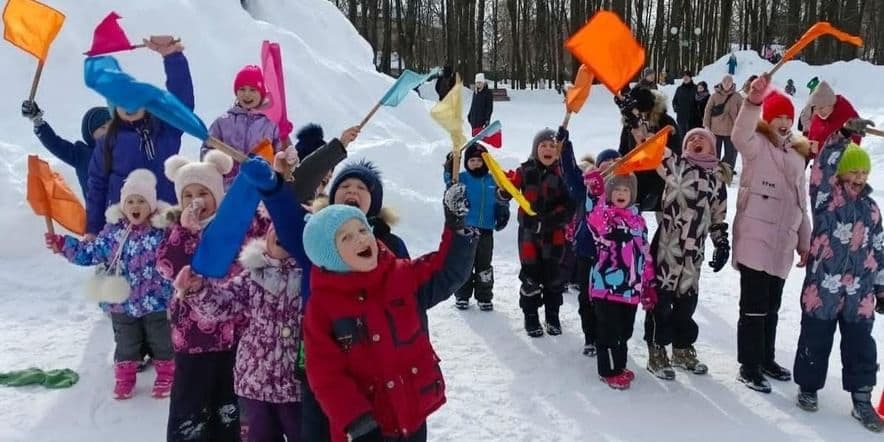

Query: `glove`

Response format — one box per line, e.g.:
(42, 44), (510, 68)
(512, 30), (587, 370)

(556, 126), (569, 143)
(494, 202), (510, 231)
(180, 198), (204, 233)
(44, 233), (64, 253)
(641, 286), (658, 311)
(21, 100), (43, 122)
(747, 74), (768, 105)
(876, 290), (884, 315)
(843, 117), (875, 137)
(709, 244), (730, 272)
(444, 152), (454, 175)
(584, 169), (604, 197)
(142, 35), (184, 56)
(240, 157), (278, 192)
(443, 183), (469, 228)
(604, 228), (633, 243)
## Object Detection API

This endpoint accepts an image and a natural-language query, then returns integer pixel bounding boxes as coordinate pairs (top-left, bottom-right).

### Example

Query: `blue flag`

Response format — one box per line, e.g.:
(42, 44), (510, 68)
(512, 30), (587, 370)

(379, 67), (440, 107)
(84, 56), (209, 140)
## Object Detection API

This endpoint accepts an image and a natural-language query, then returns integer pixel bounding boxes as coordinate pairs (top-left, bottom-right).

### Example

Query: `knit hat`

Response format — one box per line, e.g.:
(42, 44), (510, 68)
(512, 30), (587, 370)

(642, 67), (655, 78)
(303, 204), (373, 273)
(233, 65), (267, 99)
(120, 169), (158, 212)
(464, 142), (489, 176)
(164, 150), (234, 206)
(531, 128), (556, 158)
(807, 76), (820, 92)
(836, 143), (871, 177)
(762, 90), (794, 123)
(80, 106), (111, 146)
(329, 160), (384, 218)
(809, 80), (836, 108)
(605, 173), (637, 206)
(630, 87), (656, 113)
(683, 128), (717, 152)
(596, 149), (621, 166)
(295, 123), (326, 159)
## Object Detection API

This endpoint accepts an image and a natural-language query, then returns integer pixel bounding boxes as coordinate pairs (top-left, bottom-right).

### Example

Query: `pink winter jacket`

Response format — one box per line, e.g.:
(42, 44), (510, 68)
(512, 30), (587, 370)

(730, 102), (812, 279)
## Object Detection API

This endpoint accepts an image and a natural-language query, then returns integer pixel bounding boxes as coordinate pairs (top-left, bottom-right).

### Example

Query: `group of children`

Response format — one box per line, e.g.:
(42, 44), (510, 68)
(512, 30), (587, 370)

(23, 33), (883, 440)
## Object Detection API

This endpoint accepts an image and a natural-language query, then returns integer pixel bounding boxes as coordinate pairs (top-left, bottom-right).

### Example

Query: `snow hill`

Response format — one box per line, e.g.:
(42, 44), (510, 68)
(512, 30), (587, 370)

(0, 1), (882, 440)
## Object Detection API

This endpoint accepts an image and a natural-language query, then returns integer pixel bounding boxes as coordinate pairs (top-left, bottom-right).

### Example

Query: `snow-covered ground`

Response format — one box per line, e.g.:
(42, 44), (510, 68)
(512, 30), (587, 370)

(0, 1), (881, 440)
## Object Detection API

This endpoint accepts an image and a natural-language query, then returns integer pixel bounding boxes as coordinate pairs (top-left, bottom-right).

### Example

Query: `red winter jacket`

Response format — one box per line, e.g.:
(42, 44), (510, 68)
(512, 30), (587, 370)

(304, 228), (475, 441)
(808, 95), (861, 150)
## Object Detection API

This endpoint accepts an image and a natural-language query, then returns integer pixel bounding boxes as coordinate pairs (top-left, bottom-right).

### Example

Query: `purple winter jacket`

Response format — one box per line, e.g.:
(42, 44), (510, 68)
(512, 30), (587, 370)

(188, 239), (303, 403)
(202, 105), (281, 189)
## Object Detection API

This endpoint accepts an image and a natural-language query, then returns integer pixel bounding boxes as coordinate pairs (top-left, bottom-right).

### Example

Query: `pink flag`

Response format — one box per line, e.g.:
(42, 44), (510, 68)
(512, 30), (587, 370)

(261, 41), (293, 141)
(84, 12), (135, 56)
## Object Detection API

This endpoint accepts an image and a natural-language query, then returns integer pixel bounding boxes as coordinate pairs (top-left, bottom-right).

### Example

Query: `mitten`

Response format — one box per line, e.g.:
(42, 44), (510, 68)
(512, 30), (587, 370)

(556, 126), (569, 142)
(584, 169), (604, 197)
(604, 228), (633, 243)
(444, 152), (454, 173)
(240, 157), (278, 192)
(21, 100), (43, 124)
(180, 198), (204, 233)
(747, 75), (768, 105)
(641, 286), (658, 311)
(44, 233), (64, 253)
(708, 223), (730, 272)
(443, 183), (469, 228)
(494, 201), (510, 231)
(876, 289), (884, 315)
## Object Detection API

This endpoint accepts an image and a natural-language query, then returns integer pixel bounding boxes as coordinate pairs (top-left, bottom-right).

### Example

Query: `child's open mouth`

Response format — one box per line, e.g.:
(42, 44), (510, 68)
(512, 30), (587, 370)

(131, 211), (142, 221)
(542, 154), (554, 162)
(242, 98), (256, 107)
(357, 246), (373, 258)
(344, 198), (360, 207)
(615, 197), (628, 205)
(777, 127), (790, 136)
(692, 145), (703, 153)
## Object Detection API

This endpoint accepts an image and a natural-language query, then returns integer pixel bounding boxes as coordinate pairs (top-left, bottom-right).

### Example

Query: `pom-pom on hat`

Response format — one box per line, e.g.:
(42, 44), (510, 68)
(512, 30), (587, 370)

(120, 169), (159, 212)
(836, 143), (871, 177)
(234, 65), (267, 99)
(329, 160), (384, 218)
(164, 150), (234, 206)
(303, 204), (373, 273)
(295, 123), (326, 159)
(762, 90), (794, 123)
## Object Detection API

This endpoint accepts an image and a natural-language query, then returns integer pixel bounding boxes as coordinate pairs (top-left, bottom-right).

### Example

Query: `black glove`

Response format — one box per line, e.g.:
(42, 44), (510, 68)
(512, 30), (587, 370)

(443, 183), (469, 228)
(604, 227), (633, 243)
(708, 223), (730, 272)
(21, 100), (43, 123)
(493, 202), (510, 231)
(875, 290), (884, 315)
(556, 126), (569, 143)
(444, 152), (454, 176)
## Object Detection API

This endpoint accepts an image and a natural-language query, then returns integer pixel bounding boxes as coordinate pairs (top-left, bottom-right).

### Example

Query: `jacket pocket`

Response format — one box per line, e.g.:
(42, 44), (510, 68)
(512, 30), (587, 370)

(743, 183), (780, 224)
(399, 353), (446, 431)
(384, 298), (422, 347)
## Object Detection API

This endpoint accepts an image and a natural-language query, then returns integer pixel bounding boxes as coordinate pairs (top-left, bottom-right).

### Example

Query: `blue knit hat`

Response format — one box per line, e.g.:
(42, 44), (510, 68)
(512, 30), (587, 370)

(81, 106), (111, 146)
(329, 160), (383, 218)
(295, 123), (325, 159)
(596, 149), (621, 165)
(303, 205), (373, 273)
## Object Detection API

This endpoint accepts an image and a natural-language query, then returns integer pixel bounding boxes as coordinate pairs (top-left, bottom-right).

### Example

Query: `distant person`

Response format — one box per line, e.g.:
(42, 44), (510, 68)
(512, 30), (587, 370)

(693, 81), (710, 129)
(467, 73), (494, 132)
(659, 69), (669, 86)
(636, 67), (657, 90)
(673, 71), (698, 136)
(703, 74), (743, 171)
(727, 53), (737, 75)
(434, 65), (457, 100)
(785, 79), (796, 96)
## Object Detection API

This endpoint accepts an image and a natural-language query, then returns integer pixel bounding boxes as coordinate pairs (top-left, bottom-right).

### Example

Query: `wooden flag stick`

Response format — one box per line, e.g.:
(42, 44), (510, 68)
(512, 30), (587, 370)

(44, 216), (55, 235)
(562, 111), (572, 130)
(205, 137), (248, 163)
(132, 38), (181, 49)
(28, 60), (45, 102)
(359, 102), (382, 128)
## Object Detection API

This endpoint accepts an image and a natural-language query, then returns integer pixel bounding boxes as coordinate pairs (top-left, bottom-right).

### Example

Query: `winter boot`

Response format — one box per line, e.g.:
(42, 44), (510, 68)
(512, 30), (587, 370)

(622, 368), (635, 382)
(582, 343), (597, 357)
(151, 359), (175, 398)
(544, 309), (562, 336)
(672, 346), (708, 375)
(851, 387), (884, 433)
(646, 344), (676, 380)
(761, 361), (792, 381)
(113, 361), (139, 400)
(524, 312), (544, 338)
(738, 365), (772, 393)
(455, 299), (469, 310)
(600, 371), (631, 390)
(477, 301), (494, 311)
(796, 389), (818, 412)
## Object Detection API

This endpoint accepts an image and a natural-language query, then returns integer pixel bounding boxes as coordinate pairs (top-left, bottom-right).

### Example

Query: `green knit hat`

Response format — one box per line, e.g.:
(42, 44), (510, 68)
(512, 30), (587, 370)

(837, 143), (871, 177)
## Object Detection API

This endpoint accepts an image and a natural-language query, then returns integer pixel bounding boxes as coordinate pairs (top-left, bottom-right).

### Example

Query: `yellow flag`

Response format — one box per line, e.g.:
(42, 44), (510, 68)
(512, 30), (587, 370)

(430, 74), (467, 149)
(482, 152), (536, 216)
(3, 0), (65, 61)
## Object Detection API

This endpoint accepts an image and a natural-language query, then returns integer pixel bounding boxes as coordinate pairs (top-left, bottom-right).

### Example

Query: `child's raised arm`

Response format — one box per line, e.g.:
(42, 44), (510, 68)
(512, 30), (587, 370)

(730, 75), (768, 161)
(56, 225), (118, 266)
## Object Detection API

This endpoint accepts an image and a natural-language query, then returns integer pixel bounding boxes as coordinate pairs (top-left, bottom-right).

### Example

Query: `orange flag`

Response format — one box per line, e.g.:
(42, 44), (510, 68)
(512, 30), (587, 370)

(566, 65), (594, 114)
(614, 126), (673, 175)
(27, 155), (86, 234)
(782, 22), (863, 64)
(565, 10), (644, 95)
(2, 0), (65, 61)
(250, 139), (275, 163)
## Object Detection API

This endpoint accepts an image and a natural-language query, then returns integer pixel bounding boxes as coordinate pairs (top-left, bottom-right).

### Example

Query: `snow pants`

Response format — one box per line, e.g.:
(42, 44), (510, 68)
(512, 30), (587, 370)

(737, 265), (785, 368)
(518, 227), (566, 313)
(240, 398), (301, 442)
(301, 377), (331, 442)
(167, 350), (240, 441)
(455, 229), (495, 303)
(110, 311), (172, 362)
(794, 314), (877, 393)
(575, 256), (596, 346)
(594, 299), (637, 377)
(643, 290), (699, 349)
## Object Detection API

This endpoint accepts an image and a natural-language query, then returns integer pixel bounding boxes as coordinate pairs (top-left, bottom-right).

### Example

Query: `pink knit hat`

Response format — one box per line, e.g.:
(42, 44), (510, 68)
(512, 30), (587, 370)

(233, 65), (266, 99)
(120, 169), (158, 211)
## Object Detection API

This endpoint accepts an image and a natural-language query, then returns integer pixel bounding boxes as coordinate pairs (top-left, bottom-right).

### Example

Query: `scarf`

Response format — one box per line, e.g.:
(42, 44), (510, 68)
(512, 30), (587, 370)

(683, 150), (719, 171)
(696, 90), (709, 101)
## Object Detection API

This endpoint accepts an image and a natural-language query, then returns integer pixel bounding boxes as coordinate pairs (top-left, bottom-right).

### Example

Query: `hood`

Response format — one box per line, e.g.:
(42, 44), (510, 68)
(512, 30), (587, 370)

(238, 238), (297, 271)
(105, 201), (173, 227)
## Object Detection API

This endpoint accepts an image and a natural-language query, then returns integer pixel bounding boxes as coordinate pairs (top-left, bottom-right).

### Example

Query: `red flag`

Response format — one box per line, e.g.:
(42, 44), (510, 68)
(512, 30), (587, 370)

(84, 12), (136, 56)
(471, 125), (502, 148)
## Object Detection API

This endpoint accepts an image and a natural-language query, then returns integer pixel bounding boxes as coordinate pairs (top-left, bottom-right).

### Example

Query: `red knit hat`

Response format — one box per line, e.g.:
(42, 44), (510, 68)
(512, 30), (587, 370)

(233, 65), (266, 99)
(762, 90), (794, 123)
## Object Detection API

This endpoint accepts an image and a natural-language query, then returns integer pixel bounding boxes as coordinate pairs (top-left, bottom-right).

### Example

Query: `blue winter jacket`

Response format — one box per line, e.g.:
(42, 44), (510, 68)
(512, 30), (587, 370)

(34, 123), (95, 196)
(444, 170), (500, 231)
(85, 52), (193, 234)
(561, 140), (596, 260)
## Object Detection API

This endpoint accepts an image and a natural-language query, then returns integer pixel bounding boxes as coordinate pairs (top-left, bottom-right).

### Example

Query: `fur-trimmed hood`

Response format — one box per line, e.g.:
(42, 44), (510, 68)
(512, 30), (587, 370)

(152, 201), (269, 229)
(755, 121), (812, 158)
(621, 89), (669, 126)
(104, 201), (173, 228)
(310, 195), (399, 227)
(237, 237), (301, 295)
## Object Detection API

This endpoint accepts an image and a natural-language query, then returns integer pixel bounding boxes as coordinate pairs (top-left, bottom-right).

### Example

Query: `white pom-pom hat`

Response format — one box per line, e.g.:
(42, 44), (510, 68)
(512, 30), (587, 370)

(164, 150), (234, 205)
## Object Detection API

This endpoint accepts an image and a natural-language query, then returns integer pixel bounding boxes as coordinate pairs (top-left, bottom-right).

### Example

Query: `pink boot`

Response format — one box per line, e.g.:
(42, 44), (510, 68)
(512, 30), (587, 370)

(114, 361), (139, 400)
(151, 360), (175, 398)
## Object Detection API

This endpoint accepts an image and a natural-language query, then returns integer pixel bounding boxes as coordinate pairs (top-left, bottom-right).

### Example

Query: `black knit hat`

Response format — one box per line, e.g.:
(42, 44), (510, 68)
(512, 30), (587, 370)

(295, 123), (325, 159)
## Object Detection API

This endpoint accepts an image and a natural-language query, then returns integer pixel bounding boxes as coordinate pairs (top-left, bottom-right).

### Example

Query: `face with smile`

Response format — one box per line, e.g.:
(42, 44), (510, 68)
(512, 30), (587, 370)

(815, 104), (834, 120)
(181, 184), (217, 221)
(536, 140), (559, 166)
(769, 116), (793, 137)
(236, 86), (263, 110)
(840, 169), (869, 196)
(333, 178), (371, 214)
(116, 107), (146, 122)
(123, 195), (151, 225)
(336, 219), (378, 272)
(686, 133), (714, 155)
(610, 185), (632, 209)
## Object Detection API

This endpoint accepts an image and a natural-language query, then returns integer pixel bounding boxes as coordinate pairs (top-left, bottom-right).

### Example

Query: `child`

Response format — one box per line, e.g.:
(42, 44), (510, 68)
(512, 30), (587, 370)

(301, 185), (475, 442)
(583, 170), (656, 389)
(46, 169), (174, 399)
(21, 103), (111, 196)
(502, 129), (576, 337)
(785, 79), (796, 96)
(806, 81), (861, 150)
(444, 142), (509, 311)
(173, 225), (305, 441)
(87, 36), (193, 238)
(793, 141), (883, 432)
(644, 128), (730, 380)
(731, 75), (811, 393)
(204, 65), (282, 189)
